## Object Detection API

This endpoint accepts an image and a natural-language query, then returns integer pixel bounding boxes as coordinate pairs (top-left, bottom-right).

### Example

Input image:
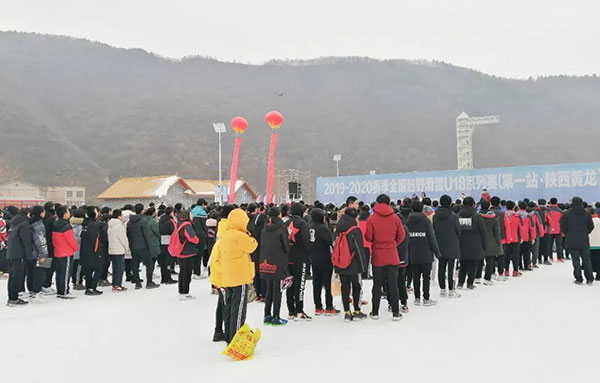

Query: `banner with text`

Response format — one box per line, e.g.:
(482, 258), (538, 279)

(316, 162), (600, 205)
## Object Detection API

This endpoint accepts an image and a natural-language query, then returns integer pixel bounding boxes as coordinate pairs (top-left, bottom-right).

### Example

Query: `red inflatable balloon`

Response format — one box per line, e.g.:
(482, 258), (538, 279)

(231, 116), (248, 134)
(265, 111), (283, 129)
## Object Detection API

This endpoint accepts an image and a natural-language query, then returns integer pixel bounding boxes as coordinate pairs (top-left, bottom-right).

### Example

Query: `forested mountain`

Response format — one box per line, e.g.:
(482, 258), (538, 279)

(1, 31), (599, 199)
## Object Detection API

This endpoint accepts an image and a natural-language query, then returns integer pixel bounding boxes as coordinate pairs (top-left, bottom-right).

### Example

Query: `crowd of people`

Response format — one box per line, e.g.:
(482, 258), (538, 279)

(1, 191), (599, 345)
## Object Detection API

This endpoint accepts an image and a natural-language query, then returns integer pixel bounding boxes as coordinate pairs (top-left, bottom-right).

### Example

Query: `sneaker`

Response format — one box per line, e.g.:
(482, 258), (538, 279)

(474, 278), (482, 284)
(449, 290), (461, 298)
(18, 291), (29, 300)
(457, 284), (464, 290)
(73, 284), (86, 291)
(264, 315), (273, 324)
(467, 285), (476, 290)
(523, 267), (533, 272)
(179, 294), (195, 300)
(423, 299), (437, 307)
(557, 259), (565, 263)
(85, 289), (102, 296)
(532, 264), (540, 269)
(512, 271), (520, 277)
(586, 281), (594, 286)
(401, 305), (409, 313)
(212, 331), (226, 342)
(324, 308), (340, 316)
(288, 312), (297, 320)
(271, 317), (288, 326)
(573, 280), (584, 285)
(406, 287), (413, 294)
(192, 274), (207, 280)
(344, 312), (353, 322)
(7, 298), (28, 306)
(315, 309), (325, 316)
(392, 312), (403, 321)
(483, 280), (494, 286)
(162, 280), (177, 285)
(135, 283), (143, 290)
(28, 293), (47, 304)
(543, 260), (552, 265)
(440, 289), (448, 297)
(98, 280), (111, 287)
(414, 298), (422, 306)
(295, 312), (312, 321)
(112, 286), (127, 292)
(57, 294), (76, 299)
(146, 282), (160, 289)
(353, 311), (367, 321)
(369, 312), (379, 320)
(0, 272), (8, 280)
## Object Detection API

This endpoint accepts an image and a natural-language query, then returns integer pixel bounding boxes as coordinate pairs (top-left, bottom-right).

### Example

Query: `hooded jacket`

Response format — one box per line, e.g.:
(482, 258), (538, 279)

(6, 213), (32, 260)
(108, 218), (130, 255)
(517, 209), (536, 242)
(127, 214), (152, 251)
(480, 209), (502, 256)
(458, 205), (487, 260)
(309, 208), (334, 268)
(70, 217), (84, 260)
(396, 214), (410, 267)
(211, 209), (258, 287)
(537, 206), (553, 235)
(248, 212), (267, 262)
(30, 216), (48, 260)
(208, 218), (228, 287)
(191, 206), (208, 254)
(334, 214), (365, 275)
(560, 203), (594, 250)
(285, 215), (311, 264)
(504, 210), (521, 244)
(80, 218), (103, 268)
(407, 211), (440, 264)
(259, 216), (289, 280)
(548, 204), (563, 235)
(52, 218), (78, 258)
(490, 206), (511, 248)
(145, 215), (161, 259)
(43, 213), (55, 258)
(432, 207), (461, 260)
(365, 203), (405, 266)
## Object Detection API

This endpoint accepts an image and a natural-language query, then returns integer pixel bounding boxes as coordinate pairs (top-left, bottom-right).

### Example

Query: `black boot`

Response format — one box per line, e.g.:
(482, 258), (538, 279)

(212, 331), (225, 342)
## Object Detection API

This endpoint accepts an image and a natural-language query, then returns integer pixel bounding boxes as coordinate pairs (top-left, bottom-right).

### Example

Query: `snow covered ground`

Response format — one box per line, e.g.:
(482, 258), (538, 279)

(1, 261), (598, 383)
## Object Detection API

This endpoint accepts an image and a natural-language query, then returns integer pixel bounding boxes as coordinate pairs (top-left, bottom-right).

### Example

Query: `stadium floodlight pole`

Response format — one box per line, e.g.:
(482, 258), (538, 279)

(333, 154), (342, 177)
(456, 112), (499, 169)
(213, 122), (226, 205)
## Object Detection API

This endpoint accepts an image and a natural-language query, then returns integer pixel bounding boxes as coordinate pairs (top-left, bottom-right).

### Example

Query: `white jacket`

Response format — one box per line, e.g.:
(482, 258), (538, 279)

(108, 218), (130, 256)
(589, 216), (600, 249)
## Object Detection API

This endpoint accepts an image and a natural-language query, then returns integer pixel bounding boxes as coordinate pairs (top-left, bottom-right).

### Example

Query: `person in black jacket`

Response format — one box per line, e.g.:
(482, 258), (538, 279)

(407, 200), (441, 307)
(174, 209), (200, 299)
(127, 203), (159, 290)
(478, 199), (502, 286)
(433, 195), (461, 298)
(28, 205), (49, 302)
(158, 207), (177, 284)
(6, 208), (32, 306)
(490, 197), (510, 280)
(80, 209), (104, 296)
(560, 197), (595, 285)
(457, 197), (488, 290)
(259, 207), (290, 325)
(285, 203), (311, 321)
(395, 210), (410, 312)
(191, 199), (208, 279)
(334, 208), (368, 322)
(309, 208), (338, 316)
(41, 202), (56, 294)
(248, 203), (267, 301)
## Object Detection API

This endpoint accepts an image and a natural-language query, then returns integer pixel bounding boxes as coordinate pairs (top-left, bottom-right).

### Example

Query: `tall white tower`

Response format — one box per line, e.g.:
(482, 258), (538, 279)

(456, 112), (500, 169)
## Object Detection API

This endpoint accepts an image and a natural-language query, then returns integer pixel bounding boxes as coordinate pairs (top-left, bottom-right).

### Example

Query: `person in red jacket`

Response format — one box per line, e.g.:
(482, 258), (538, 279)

(517, 201), (536, 271)
(537, 199), (554, 265)
(548, 198), (564, 262)
(365, 194), (405, 321)
(52, 206), (79, 298)
(504, 201), (522, 277)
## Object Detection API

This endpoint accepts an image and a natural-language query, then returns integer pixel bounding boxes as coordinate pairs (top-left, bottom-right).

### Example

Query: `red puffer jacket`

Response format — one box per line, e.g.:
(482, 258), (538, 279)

(365, 203), (405, 266)
(505, 210), (521, 244)
(52, 218), (79, 258)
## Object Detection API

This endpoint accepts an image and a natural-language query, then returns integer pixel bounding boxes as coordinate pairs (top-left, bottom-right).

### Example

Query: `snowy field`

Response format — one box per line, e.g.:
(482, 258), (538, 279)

(1, 261), (598, 383)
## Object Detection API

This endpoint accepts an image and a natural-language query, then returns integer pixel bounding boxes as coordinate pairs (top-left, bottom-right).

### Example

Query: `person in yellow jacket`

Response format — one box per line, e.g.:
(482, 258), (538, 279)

(210, 208), (258, 343)
(209, 205), (233, 343)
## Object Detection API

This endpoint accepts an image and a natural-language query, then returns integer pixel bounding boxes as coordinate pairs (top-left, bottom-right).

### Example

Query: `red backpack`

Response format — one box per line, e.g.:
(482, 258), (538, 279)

(168, 221), (191, 258)
(332, 227), (358, 269)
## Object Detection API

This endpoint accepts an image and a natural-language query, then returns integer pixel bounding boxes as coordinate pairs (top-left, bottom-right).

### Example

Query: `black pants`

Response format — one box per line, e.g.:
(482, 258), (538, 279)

(570, 248), (593, 283)
(458, 259), (478, 287)
(550, 234), (563, 260)
(520, 242), (532, 269)
(362, 247), (371, 279)
(215, 288), (225, 333)
(264, 279), (283, 318)
(125, 258), (132, 279)
(476, 256), (496, 280)
(178, 257), (194, 294)
(223, 284), (249, 343)
(372, 265), (399, 314)
(55, 256), (73, 295)
(438, 258), (456, 290)
(158, 246), (173, 283)
(25, 259), (45, 294)
(84, 264), (102, 290)
(110, 255), (125, 287)
(412, 262), (432, 300)
(43, 255), (55, 288)
(340, 274), (361, 312)
(504, 243), (520, 273)
(496, 254), (505, 274)
(7, 259), (25, 301)
(397, 267), (408, 306)
(193, 253), (203, 276)
(539, 235), (551, 263)
(0, 249), (8, 273)
(71, 259), (83, 286)
(286, 262), (306, 315)
(312, 262), (333, 310)
(405, 264), (413, 288)
(131, 249), (153, 285)
(253, 261), (266, 298)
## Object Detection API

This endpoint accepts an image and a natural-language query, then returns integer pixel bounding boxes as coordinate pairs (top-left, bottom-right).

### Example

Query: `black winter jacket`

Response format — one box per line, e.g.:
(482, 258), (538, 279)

(7, 213), (32, 260)
(490, 206), (507, 254)
(127, 214), (152, 251)
(432, 207), (461, 260)
(480, 210), (502, 256)
(407, 212), (440, 264)
(458, 206), (487, 260)
(334, 214), (365, 275)
(286, 215), (311, 264)
(177, 221), (201, 257)
(396, 213), (409, 267)
(309, 209), (334, 268)
(259, 217), (289, 280)
(80, 219), (103, 268)
(560, 204), (594, 250)
(30, 217), (49, 260)
(248, 213), (267, 262)
(43, 214), (55, 257)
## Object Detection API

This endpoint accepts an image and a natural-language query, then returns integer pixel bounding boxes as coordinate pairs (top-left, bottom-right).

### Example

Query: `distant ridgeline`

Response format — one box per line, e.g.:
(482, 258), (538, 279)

(316, 162), (600, 205)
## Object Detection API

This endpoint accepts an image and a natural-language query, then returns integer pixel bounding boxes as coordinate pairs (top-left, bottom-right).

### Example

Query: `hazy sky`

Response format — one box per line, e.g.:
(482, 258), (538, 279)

(2, 0), (599, 78)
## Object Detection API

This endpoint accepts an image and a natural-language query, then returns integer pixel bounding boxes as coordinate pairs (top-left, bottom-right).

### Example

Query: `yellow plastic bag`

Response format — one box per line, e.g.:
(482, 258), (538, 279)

(222, 324), (262, 361)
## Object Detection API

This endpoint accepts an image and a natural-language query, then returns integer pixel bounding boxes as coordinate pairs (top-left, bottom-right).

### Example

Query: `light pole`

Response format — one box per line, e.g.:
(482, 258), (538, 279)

(333, 154), (342, 177)
(213, 122), (226, 205)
